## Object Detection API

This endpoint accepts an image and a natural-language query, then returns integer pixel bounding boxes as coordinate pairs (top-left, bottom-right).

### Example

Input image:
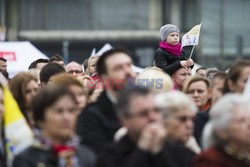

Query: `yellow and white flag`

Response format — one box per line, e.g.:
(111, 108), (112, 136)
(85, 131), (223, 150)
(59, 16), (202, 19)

(181, 23), (202, 48)
(3, 86), (33, 165)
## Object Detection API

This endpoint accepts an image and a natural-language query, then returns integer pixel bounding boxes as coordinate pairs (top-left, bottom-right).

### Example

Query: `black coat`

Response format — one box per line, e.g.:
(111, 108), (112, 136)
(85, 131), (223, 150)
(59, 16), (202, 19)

(77, 91), (121, 154)
(194, 111), (209, 146)
(0, 129), (6, 167)
(0, 147), (6, 167)
(97, 135), (196, 167)
(154, 48), (191, 75)
(13, 145), (96, 167)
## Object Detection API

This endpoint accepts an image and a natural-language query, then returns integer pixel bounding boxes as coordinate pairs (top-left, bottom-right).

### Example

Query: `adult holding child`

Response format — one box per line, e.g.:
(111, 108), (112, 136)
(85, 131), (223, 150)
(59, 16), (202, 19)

(155, 24), (194, 75)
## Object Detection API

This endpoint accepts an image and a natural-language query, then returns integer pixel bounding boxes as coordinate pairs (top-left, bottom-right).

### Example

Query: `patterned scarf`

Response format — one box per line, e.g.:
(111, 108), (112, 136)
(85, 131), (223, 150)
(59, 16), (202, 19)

(32, 129), (79, 167)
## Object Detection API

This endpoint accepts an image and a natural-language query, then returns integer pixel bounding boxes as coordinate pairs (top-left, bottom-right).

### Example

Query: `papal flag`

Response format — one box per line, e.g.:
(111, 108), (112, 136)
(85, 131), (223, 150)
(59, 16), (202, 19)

(181, 23), (202, 48)
(3, 86), (33, 166)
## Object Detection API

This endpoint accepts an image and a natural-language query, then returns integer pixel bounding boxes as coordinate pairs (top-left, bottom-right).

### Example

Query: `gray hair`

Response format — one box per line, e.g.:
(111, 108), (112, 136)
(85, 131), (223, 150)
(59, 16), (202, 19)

(155, 91), (197, 119)
(202, 93), (250, 149)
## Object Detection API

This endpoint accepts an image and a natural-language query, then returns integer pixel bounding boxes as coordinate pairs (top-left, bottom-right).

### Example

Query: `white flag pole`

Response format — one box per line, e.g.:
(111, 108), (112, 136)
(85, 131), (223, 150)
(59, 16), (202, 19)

(189, 45), (195, 59)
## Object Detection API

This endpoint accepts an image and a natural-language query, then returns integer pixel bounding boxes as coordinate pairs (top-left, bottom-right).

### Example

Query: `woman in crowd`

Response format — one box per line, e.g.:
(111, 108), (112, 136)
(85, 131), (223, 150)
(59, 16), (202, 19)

(9, 72), (39, 127)
(183, 75), (211, 145)
(195, 94), (250, 167)
(28, 68), (41, 86)
(223, 60), (250, 94)
(155, 91), (200, 156)
(13, 85), (96, 167)
(183, 75), (211, 112)
(50, 73), (89, 112)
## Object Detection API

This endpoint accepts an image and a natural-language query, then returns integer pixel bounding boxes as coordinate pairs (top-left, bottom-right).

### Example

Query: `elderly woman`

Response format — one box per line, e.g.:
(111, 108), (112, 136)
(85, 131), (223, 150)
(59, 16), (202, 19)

(13, 85), (96, 167)
(194, 94), (250, 167)
(155, 91), (200, 155)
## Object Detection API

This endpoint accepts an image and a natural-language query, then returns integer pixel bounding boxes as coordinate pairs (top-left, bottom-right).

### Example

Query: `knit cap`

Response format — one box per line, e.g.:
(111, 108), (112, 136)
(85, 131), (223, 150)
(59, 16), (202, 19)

(160, 24), (179, 41)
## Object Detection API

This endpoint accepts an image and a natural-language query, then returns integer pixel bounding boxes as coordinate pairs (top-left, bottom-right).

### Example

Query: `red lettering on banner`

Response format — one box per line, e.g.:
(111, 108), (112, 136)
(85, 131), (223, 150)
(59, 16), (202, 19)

(0, 51), (16, 61)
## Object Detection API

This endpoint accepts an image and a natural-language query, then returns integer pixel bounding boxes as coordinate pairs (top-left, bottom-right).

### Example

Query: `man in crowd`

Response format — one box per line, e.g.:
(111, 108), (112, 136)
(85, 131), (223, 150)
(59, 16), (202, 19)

(77, 48), (135, 154)
(65, 61), (84, 77)
(0, 58), (9, 80)
(28, 58), (49, 70)
(97, 88), (195, 167)
(0, 58), (7, 72)
(39, 63), (65, 87)
(49, 54), (65, 67)
(171, 67), (192, 90)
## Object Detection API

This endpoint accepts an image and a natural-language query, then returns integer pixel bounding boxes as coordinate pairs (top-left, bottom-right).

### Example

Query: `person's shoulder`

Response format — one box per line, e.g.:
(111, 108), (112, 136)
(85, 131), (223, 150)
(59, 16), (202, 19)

(80, 92), (107, 116)
(163, 141), (196, 167)
(77, 104), (105, 126)
(15, 146), (43, 158)
(78, 144), (96, 157)
(195, 147), (222, 162)
(13, 146), (52, 166)
(165, 141), (196, 155)
(83, 102), (101, 114)
(196, 111), (209, 119)
(77, 145), (96, 164)
(155, 48), (168, 54)
(99, 135), (133, 155)
(155, 48), (172, 59)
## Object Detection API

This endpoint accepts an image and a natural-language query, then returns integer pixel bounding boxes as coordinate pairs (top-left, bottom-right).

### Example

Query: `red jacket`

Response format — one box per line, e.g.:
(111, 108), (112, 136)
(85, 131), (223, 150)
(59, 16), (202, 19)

(194, 146), (250, 167)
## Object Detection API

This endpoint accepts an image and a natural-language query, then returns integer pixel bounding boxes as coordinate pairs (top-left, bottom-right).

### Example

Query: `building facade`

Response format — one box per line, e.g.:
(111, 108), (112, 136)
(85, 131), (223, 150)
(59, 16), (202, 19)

(1, 0), (250, 69)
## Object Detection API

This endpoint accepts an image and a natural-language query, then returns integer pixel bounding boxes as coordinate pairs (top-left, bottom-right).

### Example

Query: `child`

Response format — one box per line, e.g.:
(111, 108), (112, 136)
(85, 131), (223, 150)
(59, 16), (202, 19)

(87, 56), (100, 82)
(154, 24), (194, 75)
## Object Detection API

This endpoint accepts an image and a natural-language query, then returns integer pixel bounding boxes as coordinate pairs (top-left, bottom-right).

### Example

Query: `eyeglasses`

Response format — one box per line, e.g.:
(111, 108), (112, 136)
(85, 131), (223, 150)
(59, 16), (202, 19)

(68, 70), (82, 74)
(126, 108), (161, 118)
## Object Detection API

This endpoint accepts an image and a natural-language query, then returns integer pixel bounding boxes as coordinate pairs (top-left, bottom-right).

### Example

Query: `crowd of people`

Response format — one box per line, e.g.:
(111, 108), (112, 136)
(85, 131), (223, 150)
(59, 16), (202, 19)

(0, 24), (250, 167)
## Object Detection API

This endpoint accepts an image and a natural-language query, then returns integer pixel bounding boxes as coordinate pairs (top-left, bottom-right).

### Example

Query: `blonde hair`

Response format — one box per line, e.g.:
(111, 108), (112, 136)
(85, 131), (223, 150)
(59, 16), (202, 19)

(183, 75), (210, 94)
(87, 56), (99, 75)
(28, 68), (41, 84)
(136, 67), (174, 92)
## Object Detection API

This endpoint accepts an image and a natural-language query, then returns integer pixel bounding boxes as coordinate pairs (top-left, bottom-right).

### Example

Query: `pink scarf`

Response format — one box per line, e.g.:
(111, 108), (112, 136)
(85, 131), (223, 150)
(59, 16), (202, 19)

(159, 41), (182, 56)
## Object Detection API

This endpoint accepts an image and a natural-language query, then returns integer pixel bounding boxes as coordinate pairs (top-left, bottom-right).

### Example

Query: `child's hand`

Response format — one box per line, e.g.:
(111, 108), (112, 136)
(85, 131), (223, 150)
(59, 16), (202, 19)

(180, 60), (188, 68)
(186, 58), (194, 67)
